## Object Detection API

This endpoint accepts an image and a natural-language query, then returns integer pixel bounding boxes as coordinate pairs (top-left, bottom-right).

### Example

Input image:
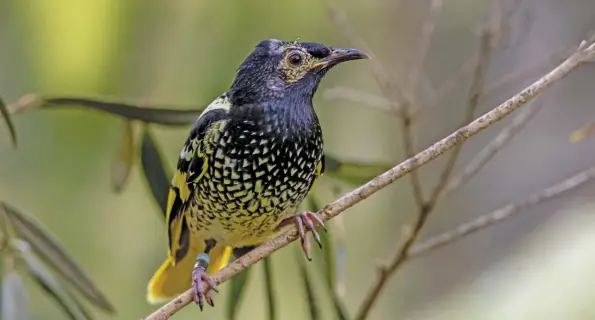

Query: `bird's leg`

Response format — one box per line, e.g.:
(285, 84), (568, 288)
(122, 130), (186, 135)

(192, 241), (219, 310)
(276, 211), (326, 261)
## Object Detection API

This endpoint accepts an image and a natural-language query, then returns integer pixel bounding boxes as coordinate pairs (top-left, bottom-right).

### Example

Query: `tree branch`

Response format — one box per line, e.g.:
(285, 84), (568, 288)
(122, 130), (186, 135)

(355, 4), (507, 317)
(325, 2), (429, 208)
(398, 0), (444, 208)
(427, 22), (497, 206)
(322, 86), (392, 112)
(142, 37), (595, 320)
(5, 94), (40, 116)
(443, 99), (544, 197)
(409, 164), (595, 258)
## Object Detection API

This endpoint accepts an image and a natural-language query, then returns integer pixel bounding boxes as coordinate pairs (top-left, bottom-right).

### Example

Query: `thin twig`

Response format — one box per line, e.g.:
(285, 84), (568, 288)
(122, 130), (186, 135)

(443, 99), (545, 197)
(484, 46), (570, 97)
(426, 55), (478, 112)
(5, 94), (40, 116)
(324, 8), (405, 107)
(409, 164), (595, 257)
(428, 16), (498, 206)
(325, 3), (428, 208)
(355, 7), (500, 318)
(142, 36), (595, 320)
(322, 87), (391, 112)
(404, 0), (444, 101)
(399, 0), (444, 207)
(324, 43), (569, 121)
(354, 2), (566, 317)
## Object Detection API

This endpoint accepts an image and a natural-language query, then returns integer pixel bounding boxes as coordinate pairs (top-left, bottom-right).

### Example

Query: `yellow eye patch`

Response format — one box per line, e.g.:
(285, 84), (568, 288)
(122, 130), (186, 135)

(277, 47), (318, 84)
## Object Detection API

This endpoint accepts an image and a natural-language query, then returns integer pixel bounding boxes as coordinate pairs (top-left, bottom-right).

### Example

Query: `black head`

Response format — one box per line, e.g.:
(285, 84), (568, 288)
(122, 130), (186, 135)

(229, 39), (368, 105)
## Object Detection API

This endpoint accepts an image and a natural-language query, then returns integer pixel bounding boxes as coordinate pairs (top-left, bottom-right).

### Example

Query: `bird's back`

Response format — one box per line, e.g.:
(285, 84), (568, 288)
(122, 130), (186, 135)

(185, 94), (324, 247)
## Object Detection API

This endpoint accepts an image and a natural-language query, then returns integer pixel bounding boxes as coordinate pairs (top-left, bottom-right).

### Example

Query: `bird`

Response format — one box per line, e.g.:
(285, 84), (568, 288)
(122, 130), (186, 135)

(146, 38), (368, 310)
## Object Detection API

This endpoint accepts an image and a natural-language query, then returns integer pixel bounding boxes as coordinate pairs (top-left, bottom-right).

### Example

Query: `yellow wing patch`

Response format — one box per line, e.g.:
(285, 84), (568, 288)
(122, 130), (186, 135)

(173, 172), (191, 201)
(315, 156), (325, 178)
(165, 95), (232, 262)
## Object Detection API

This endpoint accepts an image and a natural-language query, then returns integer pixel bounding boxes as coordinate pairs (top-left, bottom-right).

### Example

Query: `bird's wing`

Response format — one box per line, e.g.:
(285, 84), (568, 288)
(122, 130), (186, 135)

(166, 95), (231, 264)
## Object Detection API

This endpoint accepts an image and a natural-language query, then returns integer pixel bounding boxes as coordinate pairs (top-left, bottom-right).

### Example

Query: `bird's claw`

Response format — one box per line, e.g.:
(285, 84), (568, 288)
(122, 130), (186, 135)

(278, 211), (326, 261)
(192, 268), (218, 310)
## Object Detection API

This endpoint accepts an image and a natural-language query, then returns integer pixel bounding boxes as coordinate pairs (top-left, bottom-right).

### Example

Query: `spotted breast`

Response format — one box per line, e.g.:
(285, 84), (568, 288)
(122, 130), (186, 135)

(184, 94), (324, 247)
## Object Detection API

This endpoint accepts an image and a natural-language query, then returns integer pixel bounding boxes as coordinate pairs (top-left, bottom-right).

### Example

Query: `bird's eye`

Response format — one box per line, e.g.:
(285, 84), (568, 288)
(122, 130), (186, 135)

(287, 52), (304, 67)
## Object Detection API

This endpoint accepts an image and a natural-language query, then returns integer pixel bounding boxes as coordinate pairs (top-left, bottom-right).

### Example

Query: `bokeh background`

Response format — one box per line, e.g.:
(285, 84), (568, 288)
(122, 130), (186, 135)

(2, 0), (595, 319)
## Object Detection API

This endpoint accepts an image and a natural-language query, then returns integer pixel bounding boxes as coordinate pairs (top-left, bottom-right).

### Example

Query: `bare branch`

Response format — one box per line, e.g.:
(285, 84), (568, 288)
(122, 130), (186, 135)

(404, 0), (444, 100)
(485, 45), (571, 97)
(5, 94), (40, 116)
(325, 3), (429, 208)
(323, 86), (392, 112)
(327, 43), (570, 120)
(409, 164), (595, 257)
(324, 8), (405, 106)
(142, 36), (595, 320)
(428, 9), (500, 207)
(443, 99), (544, 197)
(425, 56), (478, 113)
(398, 0), (444, 208)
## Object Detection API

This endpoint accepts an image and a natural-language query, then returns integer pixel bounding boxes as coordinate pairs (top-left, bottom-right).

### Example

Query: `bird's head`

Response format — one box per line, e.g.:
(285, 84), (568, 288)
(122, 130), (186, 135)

(229, 39), (368, 105)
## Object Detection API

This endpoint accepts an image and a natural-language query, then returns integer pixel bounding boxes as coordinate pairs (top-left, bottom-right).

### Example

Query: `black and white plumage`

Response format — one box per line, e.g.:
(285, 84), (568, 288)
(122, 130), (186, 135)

(147, 39), (368, 309)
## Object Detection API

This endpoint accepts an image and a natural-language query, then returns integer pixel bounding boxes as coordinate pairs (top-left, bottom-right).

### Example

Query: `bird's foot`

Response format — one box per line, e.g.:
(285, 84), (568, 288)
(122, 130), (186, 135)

(277, 211), (326, 261)
(192, 253), (218, 310)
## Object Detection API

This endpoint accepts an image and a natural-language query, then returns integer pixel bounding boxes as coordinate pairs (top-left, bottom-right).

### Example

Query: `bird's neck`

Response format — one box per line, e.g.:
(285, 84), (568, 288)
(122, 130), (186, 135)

(228, 92), (320, 140)
(269, 94), (319, 135)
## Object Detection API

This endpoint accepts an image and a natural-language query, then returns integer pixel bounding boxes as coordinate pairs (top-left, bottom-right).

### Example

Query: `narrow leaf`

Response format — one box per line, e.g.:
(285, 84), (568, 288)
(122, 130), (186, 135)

(111, 121), (135, 193)
(307, 196), (350, 320)
(12, 240), (92, 320)
(324, 155), (392, 185)
(297, 257), (320, 320)
(1, 202), (114, 313)
(570, 120), (595, 143)
(140, 128), (171, 216)
(43, 97), (202, 126)
(307, 196), (335, 289)
(227, 268), (251, 320)
(2, 269), (28, 320)
(328, 289), (350, 320)
(262, 257), (277, 320)
(0, 96), (17, 147)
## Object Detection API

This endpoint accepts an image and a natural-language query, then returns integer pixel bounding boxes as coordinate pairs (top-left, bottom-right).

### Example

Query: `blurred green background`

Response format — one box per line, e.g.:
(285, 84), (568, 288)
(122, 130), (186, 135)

(2, 0), (595, 319)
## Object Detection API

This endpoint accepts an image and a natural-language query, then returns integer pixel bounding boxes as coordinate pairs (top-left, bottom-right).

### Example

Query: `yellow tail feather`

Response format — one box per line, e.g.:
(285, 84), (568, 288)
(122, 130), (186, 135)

(146, 243), (232, 304)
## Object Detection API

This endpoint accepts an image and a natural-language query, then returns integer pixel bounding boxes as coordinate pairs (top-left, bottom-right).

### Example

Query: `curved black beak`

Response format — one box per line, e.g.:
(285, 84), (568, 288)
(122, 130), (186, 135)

(311, 48), (369, 70)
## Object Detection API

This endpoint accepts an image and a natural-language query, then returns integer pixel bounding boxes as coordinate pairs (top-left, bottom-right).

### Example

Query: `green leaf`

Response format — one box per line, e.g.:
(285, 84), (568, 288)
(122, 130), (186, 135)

(227, 268), (251, 320)
(140, 127), (171, 216)
(570, 120), (595, 143)
(324, 154), (392, 185)
(43, 97), (202, 126)
(307, 196), (350, 320)
(2, 268), (28, 320)
(307, 196), (335, 289)
(12, 240), (92, 320)
(1, 202), (115, 313)
(262, 257), (277, 320)
(297, 257), (320, 320)
(0, 96), (17, 147)
(328, 289), (350, 320)
(110, 121), (135, 193)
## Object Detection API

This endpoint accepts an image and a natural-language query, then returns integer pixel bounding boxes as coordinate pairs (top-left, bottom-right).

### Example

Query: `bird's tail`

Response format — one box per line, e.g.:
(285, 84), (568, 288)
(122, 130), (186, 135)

(146, 243), (232, 304)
